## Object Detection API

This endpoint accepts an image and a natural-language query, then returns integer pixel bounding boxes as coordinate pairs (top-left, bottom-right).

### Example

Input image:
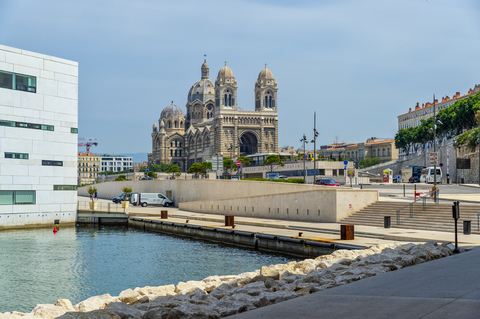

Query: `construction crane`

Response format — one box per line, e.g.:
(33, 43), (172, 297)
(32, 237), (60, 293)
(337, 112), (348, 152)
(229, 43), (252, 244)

(78, 137), (98, 153)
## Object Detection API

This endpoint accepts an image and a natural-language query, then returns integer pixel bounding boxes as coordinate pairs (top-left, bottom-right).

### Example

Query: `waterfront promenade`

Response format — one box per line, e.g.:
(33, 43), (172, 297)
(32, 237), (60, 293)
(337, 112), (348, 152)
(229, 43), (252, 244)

(78, 189), (480, 250)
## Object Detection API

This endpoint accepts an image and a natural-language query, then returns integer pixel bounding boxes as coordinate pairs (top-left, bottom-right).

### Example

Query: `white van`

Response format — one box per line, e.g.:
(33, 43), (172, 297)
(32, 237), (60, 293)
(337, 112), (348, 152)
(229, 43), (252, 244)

(419, 167), (442, 184)
(130, 193), (174, 207)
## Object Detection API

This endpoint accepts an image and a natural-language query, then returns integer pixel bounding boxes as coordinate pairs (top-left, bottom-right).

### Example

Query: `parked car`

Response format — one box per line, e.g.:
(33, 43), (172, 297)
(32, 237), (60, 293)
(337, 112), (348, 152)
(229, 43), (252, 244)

(140, 177), (153, 180)
(314, 178), (340, 186)
(278, 175), (287, 179)
(112, 193), (130, 203)
(409, 176), (420, 183)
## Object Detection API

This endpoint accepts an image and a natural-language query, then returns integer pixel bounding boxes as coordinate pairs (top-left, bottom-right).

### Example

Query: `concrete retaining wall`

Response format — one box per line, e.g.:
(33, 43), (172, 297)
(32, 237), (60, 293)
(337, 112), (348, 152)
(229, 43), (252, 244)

(129, 218), (361, 258)
(79, 180), (378, 223)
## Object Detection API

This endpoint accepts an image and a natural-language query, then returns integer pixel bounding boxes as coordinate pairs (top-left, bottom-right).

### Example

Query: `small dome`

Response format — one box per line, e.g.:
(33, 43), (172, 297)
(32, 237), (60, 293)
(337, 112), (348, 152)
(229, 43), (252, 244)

(159, 119), (165, 128)
(153, 122), (157, 131)
(258, 67), (274, 80)
(217, 64), (234, 78)
(160, 102), (184, 119)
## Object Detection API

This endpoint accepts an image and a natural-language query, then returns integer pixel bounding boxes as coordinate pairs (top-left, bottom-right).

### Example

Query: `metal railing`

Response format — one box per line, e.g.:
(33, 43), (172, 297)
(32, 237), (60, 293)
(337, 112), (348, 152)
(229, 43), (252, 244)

(393, 189), (440, 226)
(77, 201), (126, 213)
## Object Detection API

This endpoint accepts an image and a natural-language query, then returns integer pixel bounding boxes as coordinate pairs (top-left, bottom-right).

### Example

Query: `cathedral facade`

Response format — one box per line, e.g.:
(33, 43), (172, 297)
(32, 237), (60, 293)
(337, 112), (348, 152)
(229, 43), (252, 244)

(149, 61), (279, 172)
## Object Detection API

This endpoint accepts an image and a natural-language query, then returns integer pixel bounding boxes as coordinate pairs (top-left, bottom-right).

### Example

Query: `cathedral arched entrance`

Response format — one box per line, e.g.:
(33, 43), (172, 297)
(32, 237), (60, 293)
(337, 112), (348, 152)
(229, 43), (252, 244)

(240, 132), (258, 155)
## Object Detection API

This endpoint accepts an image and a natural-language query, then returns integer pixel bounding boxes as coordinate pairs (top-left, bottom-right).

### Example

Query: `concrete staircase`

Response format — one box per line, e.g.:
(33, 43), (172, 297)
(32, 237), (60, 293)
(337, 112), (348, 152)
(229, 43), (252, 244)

(340, 201), (480, 234)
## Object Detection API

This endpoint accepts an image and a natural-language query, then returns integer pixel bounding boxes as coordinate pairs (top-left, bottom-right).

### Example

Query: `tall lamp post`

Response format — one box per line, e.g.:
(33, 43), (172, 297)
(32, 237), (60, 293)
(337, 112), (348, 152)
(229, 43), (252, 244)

(428, 95), (443, 201)
(300, 134), (308, 183)
(311, 112), (319, 183)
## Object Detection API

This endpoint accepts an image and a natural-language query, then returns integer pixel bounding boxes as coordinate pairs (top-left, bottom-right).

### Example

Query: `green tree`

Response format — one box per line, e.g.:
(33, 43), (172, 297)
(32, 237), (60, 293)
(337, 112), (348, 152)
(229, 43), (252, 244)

(187, 163), (203, 178)
(165, 165), (180, 179)
(115, 175), (127, 181)
(261, 155), (285, 173)
(87, 186), (97, 202)
(223, 157), (236, 176)
(237, 156), (250, 167)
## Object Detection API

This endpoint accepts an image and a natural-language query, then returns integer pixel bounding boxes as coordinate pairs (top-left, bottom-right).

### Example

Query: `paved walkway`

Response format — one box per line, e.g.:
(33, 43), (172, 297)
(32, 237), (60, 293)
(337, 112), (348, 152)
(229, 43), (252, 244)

(227, 246), (480, 319)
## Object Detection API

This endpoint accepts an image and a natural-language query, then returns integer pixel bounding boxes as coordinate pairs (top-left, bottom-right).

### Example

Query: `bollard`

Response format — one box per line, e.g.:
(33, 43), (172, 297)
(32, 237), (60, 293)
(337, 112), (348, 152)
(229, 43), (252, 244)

(384, 216), (391, 228)
(463, 220), (471, 235)
(340, 225), (354, 240)
(161, 210), (168, 219)
(225, 216), (234, 227)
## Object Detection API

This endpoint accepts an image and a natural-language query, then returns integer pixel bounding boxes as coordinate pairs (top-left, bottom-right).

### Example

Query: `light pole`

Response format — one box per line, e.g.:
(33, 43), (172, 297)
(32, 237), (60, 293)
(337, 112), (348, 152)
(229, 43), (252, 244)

(184, 150), (189, 179)
(300, 134), (308, 183)
(428, 95), (443, 201)
(311, 112), (319, 183)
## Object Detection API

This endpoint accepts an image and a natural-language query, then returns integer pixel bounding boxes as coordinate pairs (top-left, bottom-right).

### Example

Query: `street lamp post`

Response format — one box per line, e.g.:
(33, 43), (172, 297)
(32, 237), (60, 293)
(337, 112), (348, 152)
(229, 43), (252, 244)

(184, 151), (189, 179)
(311, 112), (319, 183)
(300, 134), (308, 183)
(429, 95), (443, 201)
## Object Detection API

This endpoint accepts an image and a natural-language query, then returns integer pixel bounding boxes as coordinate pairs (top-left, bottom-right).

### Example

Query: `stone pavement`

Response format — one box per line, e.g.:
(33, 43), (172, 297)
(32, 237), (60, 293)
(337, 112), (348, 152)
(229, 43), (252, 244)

(227, 247), (480, 319)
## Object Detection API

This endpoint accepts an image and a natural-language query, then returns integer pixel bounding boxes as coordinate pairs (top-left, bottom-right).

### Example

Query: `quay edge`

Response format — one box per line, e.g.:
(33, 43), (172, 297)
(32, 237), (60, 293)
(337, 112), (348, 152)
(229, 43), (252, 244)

(128, 217), (363, 258)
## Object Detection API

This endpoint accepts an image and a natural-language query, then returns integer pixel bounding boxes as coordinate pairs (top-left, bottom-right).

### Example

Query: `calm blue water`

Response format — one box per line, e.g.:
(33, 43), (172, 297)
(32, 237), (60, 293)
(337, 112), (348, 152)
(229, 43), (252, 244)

(0, 226), (296, 313)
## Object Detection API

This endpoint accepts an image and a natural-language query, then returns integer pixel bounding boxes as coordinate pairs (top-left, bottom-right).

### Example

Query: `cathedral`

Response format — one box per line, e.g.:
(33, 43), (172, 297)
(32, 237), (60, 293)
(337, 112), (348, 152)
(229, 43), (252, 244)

(149, 60), (279, 172)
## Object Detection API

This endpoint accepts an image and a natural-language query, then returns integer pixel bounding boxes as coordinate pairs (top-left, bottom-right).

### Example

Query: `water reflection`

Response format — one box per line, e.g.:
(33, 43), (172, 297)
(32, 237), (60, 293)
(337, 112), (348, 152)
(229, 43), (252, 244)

(0, 226), (296, 313)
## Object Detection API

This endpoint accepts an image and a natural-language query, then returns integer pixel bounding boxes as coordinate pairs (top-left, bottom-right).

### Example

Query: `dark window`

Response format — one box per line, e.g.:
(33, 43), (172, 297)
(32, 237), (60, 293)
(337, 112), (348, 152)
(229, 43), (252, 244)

(319, 169), (325, 176)
(54, 185), (77, 191)
(333, 170), (337, 176)
(0, 120), (53, 131)
(71, 128), (78, 133)
(0, 70), (36, 93)
(339, 169), (344, 176)
(5, 152), (28, 159)
(42, 160), (63, 166)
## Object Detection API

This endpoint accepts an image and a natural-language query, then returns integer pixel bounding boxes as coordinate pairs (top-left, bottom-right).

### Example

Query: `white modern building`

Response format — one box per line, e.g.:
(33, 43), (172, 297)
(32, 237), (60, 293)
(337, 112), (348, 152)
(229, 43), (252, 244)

(100, 154), (133, 172)
(0, 44), (78, 229)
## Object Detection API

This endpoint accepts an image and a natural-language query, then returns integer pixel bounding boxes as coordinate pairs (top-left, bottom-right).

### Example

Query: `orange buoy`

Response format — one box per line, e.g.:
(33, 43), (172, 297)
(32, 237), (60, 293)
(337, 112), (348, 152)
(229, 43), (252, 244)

(53, 227), (57, 233)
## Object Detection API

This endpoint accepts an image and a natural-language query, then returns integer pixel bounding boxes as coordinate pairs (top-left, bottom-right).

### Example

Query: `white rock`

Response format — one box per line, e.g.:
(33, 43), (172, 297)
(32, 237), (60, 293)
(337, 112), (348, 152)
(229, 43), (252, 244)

(56, 299), (76, 312)
(75, 294), (119, 312)
(144, 304), (220, 319)
(133, 285), (175, 299)
(209, 300), (253, 317)
(175, 280), (206, 295)
(202, 275), (223, 292)
(235, 281), (267, 296)
(31, 304), (68, 319)
(134, 294), (190, 311)
(209, 283), (238, 300)
(117, 289), (143, 305)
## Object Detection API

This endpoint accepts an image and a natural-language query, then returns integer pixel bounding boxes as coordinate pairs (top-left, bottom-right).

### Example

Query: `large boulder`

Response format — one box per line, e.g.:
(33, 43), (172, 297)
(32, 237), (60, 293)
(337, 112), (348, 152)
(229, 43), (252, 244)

(56, 309), (121, 318)
(117, 289), (144, 305)
(133, 285), (175, 299)
(134, 294), (190, 312)
(208, 300), (253, 317)
(202, 276), (223, 293)
(105, 302), (144, 319)
(75, 294), (119, 312)
(31, 304), (68, 319)
(143, 304), (220, 319)
(258, 291), (298, 304)
(56, 299), (76, 312)
(235, 281), (267, 296)
(175, 281), (206, 295)
(260, 266), (280, 280)
(209, 283), (238, 300)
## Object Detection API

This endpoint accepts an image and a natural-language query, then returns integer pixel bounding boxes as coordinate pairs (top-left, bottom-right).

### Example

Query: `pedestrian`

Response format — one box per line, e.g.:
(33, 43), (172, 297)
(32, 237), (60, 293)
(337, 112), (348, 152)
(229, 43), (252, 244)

(94, 191), (98, 200)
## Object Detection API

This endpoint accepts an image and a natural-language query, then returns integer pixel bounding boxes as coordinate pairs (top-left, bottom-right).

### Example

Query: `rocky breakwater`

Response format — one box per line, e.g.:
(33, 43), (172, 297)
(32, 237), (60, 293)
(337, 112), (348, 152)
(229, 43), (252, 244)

(0, 242), (455, 319)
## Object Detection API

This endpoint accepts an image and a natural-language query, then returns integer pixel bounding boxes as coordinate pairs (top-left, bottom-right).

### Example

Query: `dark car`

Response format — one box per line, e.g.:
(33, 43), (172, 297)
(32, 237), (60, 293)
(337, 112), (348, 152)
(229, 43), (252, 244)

(140, 177), (153, 180)
(112, 193), (130, 203)
(314, 178), (340, 186)
(409, 176), (420, 183)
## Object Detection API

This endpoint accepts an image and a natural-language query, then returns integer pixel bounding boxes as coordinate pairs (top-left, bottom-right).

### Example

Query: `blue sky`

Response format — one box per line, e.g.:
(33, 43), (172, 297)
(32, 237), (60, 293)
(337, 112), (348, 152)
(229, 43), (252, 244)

(1, 0), (479, 158)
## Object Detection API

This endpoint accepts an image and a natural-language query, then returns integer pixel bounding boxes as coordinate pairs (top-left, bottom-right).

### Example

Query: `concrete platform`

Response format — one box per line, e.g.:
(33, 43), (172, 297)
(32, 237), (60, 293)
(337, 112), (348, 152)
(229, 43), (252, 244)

(78, 196), (480, 250)
(227, 247), (480, 319)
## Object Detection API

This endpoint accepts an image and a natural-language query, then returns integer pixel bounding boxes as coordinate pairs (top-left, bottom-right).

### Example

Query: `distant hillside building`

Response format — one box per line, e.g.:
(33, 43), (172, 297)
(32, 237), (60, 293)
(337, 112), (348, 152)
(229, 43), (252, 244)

(78, 153), (100, 184)
(318, 138), (398, 164)
(398, 84), (480, 130)
(149, 60), (279, 171)
(0, 45), (78, 228)
(99, 154), (133, 173)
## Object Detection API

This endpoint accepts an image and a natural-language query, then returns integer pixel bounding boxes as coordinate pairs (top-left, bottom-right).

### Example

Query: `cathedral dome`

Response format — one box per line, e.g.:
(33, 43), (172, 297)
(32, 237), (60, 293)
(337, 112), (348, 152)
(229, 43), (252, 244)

(160, 102), (184, 119)
(217, 64), (234, 78)
(258, 67), (274, 80)
(188, 79), (215, 103)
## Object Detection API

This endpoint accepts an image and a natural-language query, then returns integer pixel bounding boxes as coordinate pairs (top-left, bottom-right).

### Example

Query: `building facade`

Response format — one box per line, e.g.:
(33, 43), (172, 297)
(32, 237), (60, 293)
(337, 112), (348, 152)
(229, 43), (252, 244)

(398, 84), (480, 130)
(100, 155), (133, 172)
(78, 153), (100, 184)
(0, 44), (78, 228)
(149, 61), (279, 171)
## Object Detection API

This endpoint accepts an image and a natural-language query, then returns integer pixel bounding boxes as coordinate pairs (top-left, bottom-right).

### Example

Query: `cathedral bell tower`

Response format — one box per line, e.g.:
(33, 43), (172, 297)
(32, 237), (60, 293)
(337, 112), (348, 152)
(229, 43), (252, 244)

(255, 64), (277, 112)
(215, 62), (238, 111)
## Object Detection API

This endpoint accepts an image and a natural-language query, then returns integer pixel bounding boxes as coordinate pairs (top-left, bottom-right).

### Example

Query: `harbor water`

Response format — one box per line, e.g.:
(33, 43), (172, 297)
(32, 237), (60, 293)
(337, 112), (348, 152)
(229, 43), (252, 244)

(0, 226), (296, 314)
